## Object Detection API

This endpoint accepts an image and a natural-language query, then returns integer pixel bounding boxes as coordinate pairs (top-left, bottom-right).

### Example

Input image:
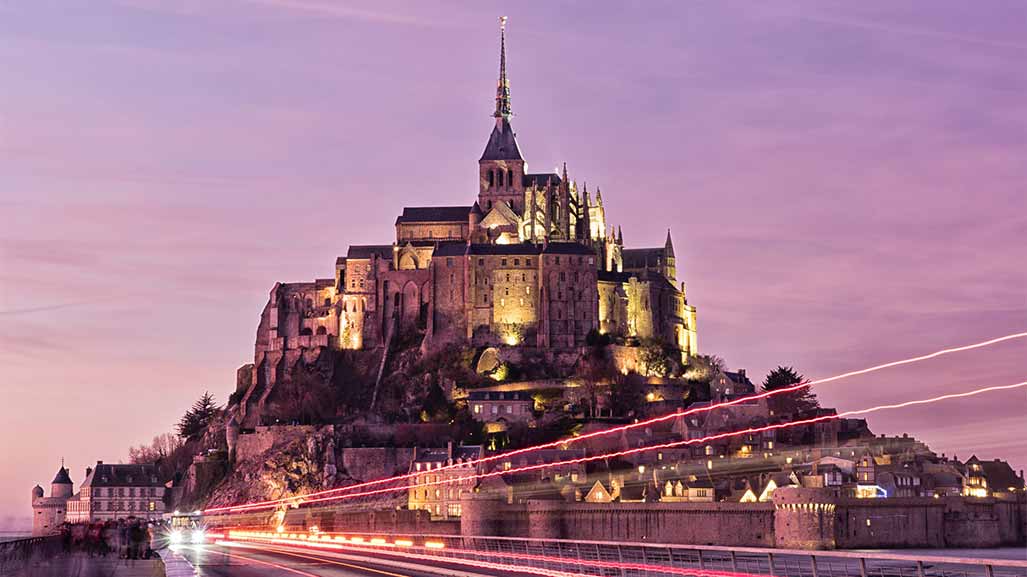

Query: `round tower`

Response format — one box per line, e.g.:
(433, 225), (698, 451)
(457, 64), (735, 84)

(31, 485), (44, 502)
(773, 487), (837, 550)
(51, 466), (73, 500)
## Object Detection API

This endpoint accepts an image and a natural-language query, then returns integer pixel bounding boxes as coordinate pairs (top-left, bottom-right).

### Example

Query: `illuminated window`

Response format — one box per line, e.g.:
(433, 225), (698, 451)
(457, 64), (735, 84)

(473, 405), (481, 414)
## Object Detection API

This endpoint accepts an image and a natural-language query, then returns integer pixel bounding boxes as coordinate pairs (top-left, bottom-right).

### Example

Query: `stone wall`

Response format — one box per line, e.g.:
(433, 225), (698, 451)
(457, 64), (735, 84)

(460, 490), (1025, 550)
(339, 447), (414, 483)
(459, 496), (774, 546)
(235, 425), (318, 462)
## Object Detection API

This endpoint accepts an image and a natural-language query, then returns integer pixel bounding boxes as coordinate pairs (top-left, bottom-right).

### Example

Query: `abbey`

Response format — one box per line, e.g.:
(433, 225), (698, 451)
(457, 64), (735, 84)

(250, 22), (697, 397)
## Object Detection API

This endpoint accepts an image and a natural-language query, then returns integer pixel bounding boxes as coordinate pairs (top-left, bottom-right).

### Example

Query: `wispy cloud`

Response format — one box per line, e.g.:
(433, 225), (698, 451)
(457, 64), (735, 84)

(799, 13), (1027, 52)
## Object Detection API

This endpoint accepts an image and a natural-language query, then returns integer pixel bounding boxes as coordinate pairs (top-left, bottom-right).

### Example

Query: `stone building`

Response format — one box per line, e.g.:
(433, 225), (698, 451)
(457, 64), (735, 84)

(243, 21), (697, 423)
(31, 465), (73, 536)
(408, 445), (482, 519)
(32, 461), (166, 531)
(65, 462), (167, 523)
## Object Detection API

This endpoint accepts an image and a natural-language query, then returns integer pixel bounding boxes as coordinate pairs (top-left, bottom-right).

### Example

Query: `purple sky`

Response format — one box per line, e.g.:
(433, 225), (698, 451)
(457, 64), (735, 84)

(2, 1), (1025, 522)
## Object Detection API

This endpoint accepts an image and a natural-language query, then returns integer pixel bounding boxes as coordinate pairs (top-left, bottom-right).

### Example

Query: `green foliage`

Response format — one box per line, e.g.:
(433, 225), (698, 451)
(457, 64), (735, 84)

(638, 338), (672, 377)
(683, 354), (725, 384)
(177, 392), (220, 440)
(762, 365), (819, 416)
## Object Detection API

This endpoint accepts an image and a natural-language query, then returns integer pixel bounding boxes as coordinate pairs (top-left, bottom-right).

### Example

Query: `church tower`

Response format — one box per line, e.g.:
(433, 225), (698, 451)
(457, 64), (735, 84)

(478, 17), (525, 215)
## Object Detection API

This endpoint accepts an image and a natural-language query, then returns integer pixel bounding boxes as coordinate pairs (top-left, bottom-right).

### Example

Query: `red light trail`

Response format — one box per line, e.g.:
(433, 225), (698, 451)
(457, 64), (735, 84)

(219, 379), (1027, 509)
(205, 331), (1026, 515)
(221, 539), (592, 577)
(221, 534), (760, 577)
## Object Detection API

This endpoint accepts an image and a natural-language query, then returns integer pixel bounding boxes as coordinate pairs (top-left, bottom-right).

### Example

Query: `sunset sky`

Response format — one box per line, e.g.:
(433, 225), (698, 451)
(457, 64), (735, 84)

(1, 1), (1025, 523)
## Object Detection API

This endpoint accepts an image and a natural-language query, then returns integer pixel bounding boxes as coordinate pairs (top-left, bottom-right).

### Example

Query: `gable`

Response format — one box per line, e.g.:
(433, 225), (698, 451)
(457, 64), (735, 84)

(480, 203), (520, 228)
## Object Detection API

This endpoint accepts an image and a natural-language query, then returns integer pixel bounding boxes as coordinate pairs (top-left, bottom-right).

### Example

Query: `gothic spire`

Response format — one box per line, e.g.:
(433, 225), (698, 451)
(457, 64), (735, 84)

(596, 187), (603, 206)
(494, 16), (512, 120)
(665, 228), (675, 257)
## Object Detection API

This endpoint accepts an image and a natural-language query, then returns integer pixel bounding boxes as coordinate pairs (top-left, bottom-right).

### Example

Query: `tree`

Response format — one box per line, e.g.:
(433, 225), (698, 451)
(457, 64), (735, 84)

(638, 338), (672, 377)
(683, 354), (725, 384)
(128, 433), (184, 464)
(176, 392), (220, 439)
(761, 366), (819, 417)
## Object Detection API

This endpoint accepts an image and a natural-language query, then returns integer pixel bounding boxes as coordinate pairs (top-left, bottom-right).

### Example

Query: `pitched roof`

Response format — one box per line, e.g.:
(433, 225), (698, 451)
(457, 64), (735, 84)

(52, 467), (73, 485)
(346, 245), (393, 260)
(622, 247), (665, 270)
(468, 391), (533, 402)
(523, 173), (562, 188)
(396, 206), (471, 224)
(467, 243), (541, 256)
(434, 241), (471, 257)
(541, 243), (594, 255)
(82, 463), (163, 488)
(480, 118), (523, 161)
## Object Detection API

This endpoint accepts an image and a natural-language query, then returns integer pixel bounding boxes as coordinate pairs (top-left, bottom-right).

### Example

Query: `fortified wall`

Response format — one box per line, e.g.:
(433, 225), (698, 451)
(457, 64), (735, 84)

(453, 488), (1025, 550)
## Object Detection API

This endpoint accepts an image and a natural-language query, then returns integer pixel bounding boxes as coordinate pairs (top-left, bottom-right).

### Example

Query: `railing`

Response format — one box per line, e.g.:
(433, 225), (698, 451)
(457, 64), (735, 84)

(0, 536), (62, 574)
(221, 529), (1027, 577)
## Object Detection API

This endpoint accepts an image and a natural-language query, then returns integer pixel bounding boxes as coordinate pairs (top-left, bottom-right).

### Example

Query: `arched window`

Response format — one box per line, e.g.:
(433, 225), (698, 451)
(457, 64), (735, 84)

(488, 170), (495, 188)
(316, 326), (327, 335)
(507, 169), (513, 187)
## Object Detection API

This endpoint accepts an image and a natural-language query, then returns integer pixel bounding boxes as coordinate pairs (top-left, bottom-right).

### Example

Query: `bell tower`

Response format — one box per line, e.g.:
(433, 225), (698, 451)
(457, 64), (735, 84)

(479, 16), (525, 214)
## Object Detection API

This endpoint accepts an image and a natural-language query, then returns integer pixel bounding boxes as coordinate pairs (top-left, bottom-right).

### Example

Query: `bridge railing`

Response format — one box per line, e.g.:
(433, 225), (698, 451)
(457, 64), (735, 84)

(0, 536), (63, 574)
(222, 528), (1027, 577)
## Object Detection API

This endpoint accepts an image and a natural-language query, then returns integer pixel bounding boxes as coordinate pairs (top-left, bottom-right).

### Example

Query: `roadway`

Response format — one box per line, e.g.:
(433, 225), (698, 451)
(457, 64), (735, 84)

(172, 543), (556, 577)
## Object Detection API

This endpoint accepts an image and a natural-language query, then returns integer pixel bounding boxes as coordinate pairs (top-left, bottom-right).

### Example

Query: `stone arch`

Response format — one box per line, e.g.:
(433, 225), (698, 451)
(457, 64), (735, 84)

(398, 250), (419, 271)
(316, 326), (327, 335)
(401, 281), (420, 329)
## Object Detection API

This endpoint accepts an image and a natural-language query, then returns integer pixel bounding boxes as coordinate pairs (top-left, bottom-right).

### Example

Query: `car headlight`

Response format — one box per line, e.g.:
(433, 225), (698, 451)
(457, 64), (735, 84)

(190, 529), (206, 544)
(169, 530), (183, 544)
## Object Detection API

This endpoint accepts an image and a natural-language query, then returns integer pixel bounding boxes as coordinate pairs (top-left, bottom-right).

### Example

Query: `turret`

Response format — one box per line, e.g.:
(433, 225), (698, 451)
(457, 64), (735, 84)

(51, 465), (73, 500)
(31, 485), (44, 502)
(664, 228), (677, 282)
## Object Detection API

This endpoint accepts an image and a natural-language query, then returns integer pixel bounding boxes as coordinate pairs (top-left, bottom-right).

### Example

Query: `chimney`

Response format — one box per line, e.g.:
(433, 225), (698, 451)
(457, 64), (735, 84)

(738, 369), (746, 379)
(97, 460), (103, 465)
(85, 467), (93, 478)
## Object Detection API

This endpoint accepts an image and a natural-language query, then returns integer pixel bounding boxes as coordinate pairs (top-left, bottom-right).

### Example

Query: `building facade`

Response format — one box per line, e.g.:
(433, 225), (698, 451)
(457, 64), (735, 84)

(32, 461), (166, 531)
(244, 21), (698, 424)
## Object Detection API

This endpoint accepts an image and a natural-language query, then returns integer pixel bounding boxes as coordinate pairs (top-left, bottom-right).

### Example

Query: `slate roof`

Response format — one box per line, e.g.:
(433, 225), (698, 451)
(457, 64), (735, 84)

(82, 463), (163, 488)
(346, 245), (394, 260)
(468, 243), (542, 256)
(433, 241), (471, 257)
(967, 456), (1023, 491)
(523, 173), (562, 188)
(480, 118), (523, 161)
(414, 446), (482, 463)
(622, 247), (666, 270)
(52, 467), (73, 485)
(396, 206), (471, 224)
(541, 243), (594, 255)
(468, 391), (533, 402)
(598, 270), (633, 283)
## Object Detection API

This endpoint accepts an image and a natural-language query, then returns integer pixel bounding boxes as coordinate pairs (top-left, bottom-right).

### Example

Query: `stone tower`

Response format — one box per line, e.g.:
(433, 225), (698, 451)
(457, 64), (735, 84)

(478, 16), (525, 214)
(51, 466), (73, 499)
